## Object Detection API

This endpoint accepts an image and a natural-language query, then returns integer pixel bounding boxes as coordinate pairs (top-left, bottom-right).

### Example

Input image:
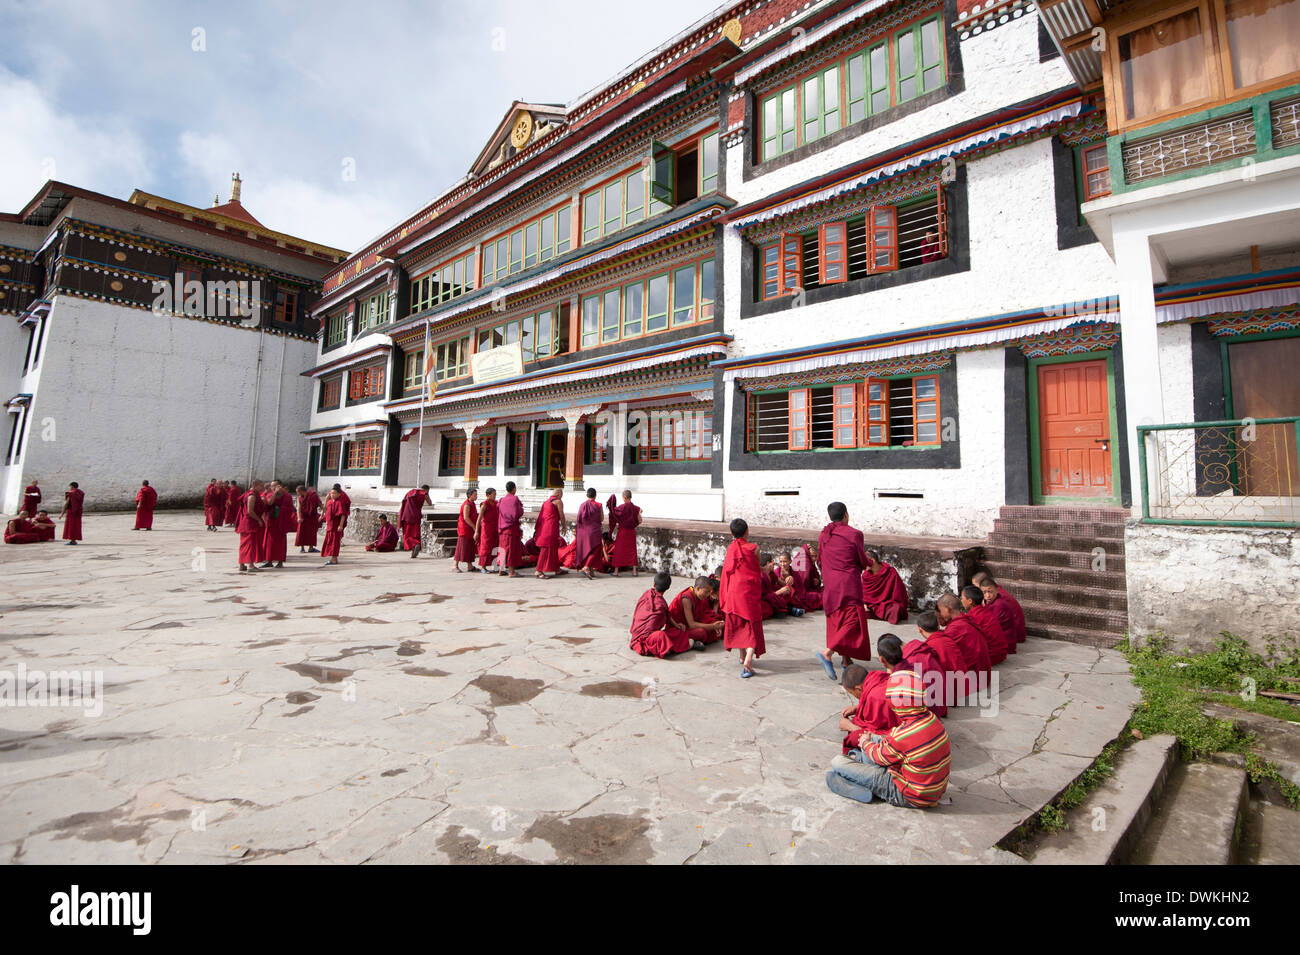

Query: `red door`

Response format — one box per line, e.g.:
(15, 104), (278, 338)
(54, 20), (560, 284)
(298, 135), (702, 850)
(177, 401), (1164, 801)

(1038, 359), (1113, 498)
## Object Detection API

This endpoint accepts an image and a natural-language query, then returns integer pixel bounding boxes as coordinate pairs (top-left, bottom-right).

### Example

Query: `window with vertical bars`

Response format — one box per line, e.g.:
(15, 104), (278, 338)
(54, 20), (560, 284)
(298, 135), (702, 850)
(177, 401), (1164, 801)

(345, 437), (382, 469)
(323, 440), (340, 470)
(635, 410), (713, 462)
(445, 436), (466, 470)
(745, 376), (941, 452)
(477, 434), (495, 469)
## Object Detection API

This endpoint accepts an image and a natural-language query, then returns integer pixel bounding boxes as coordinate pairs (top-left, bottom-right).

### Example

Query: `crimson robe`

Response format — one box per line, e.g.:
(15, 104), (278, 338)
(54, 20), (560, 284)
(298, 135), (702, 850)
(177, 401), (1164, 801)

(994, 588), (1027, 645)
(720, 538), (765, 657)
(5, 518), (41, 545)
(861, 561), (909, 624)
(986, 595), (1019, 653)
(366, 523), (399, 552)
(535, 497), (563, 573)
(22, 484), (41, 519)
(261, 490), (292, 562)
(133, 485), (157, 529)
(33, 517), (56, 542)
(943, 615), (991, 680)
(202, 483), (222, 526)
(901, 639), (951, 716)
(320, 497), (346, 559)
(795, 544), (823, 593)
(817, 521), (872, 660)
(669, 587), (722, 643)
(237, 490), (265, 564)
(295, 490), (321, 546)
(605, 495), (641, 568)
(787, 560), (822, 611)
(455, 498), (479, 563)
(761, 566), (791, 616)
(399, 488), (428, 551)
(61, 488), (84, 541)
(224, 484), (242, 525)
(967, 603), (1010, 665)
(476, 498), (499, 567)
(496, 493), (524, 569)
(574, 499), (604, 569)
(843, 670), (900, 754)
(629, 588), (697, 658)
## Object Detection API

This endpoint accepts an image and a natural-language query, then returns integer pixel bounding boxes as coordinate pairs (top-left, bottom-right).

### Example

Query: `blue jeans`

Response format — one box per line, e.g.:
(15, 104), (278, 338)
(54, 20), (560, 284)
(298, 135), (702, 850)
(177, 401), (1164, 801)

(826, 743), (910, 807)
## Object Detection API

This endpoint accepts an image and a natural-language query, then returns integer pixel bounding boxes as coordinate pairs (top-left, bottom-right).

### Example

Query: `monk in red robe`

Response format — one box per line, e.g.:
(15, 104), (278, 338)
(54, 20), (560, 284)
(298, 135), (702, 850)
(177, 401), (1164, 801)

(534, 489), (566, 578)
(606, 490), (641, 576)
(60, 482), (84, 545)
(913, 611), (971, 707)
(630, 572), (707, 658)
(453, 490), (479, 572)
(496, 481), (523, 576)
(33, 511), (56, 542)
(975, 572), (1027, 646)
(331, 484), (352, 530)
(897, 625), (950, 717)
(22, 480), (41, 521)
(4, 511), (41, 545)
(260, 480), (293, 568)
(720, 518), (765, 677)
(224, 481), (242, 527)
(133, 480), (157, 530)
(574, 487), (606, 580)
(839, 664), (899, 754)
(202, 479), (221, 531)
(295, 485), (321, 553)
(320, 488), (347, 566)
(782, 551), (822, 611)
(816, 501), (872, 680)
(961, 584), (1011, 663)
(937, 593), (991, 681)
(762, 555), (801, 616)
(399, 485), (431, 558)
(475, 487), (499, 573)
(669, 577), (724, 643)
(861, 551), (909, 624)
(237, 480), (267, 572)
(365, 515), (399, 552)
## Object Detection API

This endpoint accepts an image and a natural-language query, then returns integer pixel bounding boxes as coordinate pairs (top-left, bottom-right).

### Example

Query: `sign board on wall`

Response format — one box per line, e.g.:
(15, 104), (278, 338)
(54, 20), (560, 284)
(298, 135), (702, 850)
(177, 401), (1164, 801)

(471, 340), (524, 386)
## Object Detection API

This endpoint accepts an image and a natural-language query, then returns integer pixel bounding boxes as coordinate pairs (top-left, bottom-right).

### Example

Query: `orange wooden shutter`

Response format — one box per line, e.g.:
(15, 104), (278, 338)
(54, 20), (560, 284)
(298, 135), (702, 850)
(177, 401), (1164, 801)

(819, 221), (847, 284)
(862, 378), (889, 446)
(913, 375), (940, 445)
(779, 233), (803, 294)
(832, 383), (857, 447)
(936, 188), (948, 257)
(867, 206), (897, 273)
(788, 388), (810, 450)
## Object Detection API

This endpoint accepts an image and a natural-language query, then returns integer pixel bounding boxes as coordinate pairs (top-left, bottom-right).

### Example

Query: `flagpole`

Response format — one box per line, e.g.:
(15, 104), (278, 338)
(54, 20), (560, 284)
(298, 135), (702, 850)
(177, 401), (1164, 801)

(415, 319), (430, 487)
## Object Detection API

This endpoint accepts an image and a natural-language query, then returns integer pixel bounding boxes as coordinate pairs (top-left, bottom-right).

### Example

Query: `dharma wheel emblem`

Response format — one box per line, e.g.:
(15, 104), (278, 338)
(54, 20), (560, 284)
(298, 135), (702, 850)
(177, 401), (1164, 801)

(510, 112), (534, 149)
(721, 17), (742, 44)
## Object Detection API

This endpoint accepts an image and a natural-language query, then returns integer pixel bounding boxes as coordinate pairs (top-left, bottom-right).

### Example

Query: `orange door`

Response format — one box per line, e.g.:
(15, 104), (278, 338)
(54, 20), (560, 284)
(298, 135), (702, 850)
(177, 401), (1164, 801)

(545, 432), (565, 487)
(1229, 337), (1300, 496)
(1038, 359), (1113, 498)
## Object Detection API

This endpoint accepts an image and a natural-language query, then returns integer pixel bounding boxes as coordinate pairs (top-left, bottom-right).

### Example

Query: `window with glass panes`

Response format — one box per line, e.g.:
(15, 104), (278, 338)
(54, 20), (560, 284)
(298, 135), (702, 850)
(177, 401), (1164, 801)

(477, 308), (558, 363)
(320, 376), (341, 409)
(274, 289), (298, 325)
(483, 205), (573, 284)
(476, 434), (495, 469)
(348, 364), (386, 400)
(759, 14), (946, 161)
(510, 429), (528, 468)
(743, 376), (941, 451)
(1079, 144), (1112, 201)
(432, 336), (471, 382)
(410, 250), (476, 314)
(444, 435), (466, 470)
(323, 440), (340, 470)
(585, 421), (610, 464)
(635, 409), (713, 461)
(345, 437), (382, 469)
(326, 310), (347, 347)
(403, 349), (424, 391)
(700, 132), (720, 194)
(357, 290), (389, 332)
(578, 258), (713, 348)
(581, 167), (648, 245)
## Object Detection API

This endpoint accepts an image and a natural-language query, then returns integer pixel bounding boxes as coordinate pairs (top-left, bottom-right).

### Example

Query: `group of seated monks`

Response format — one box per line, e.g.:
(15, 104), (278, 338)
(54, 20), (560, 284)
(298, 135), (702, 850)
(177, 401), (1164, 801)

(4, 510), (57, 545)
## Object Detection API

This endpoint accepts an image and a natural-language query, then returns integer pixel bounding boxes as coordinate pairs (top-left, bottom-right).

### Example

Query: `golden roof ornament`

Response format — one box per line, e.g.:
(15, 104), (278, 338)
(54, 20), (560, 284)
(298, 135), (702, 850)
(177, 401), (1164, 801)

(510, 112), (534, 150)
(721, 18), (742, 45)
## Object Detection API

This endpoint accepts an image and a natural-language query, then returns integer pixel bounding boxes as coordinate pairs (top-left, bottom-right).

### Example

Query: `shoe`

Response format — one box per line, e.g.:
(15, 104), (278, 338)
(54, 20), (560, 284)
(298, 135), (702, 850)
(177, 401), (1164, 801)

(691, 640), (706, 651)
(790, 607), (806, 617)
(275, 562), (284, 568)
(238, 564), (247, 573)
(740, 666), (754, 679)
(817, 652), (837, 681)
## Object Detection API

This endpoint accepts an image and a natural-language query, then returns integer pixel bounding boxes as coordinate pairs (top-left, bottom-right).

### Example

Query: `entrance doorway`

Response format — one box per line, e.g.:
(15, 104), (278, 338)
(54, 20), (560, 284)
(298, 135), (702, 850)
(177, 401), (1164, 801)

(1029, 353), (1120, 503)
(535, 430), (565, 488)
(1226, 334), (1300, 496)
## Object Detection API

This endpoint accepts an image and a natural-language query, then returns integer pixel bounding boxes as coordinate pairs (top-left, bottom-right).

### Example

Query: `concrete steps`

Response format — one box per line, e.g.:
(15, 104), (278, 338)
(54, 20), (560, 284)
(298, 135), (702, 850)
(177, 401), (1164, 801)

(1240, 799), (1300, 864)
(1127, 761), (1249, 865)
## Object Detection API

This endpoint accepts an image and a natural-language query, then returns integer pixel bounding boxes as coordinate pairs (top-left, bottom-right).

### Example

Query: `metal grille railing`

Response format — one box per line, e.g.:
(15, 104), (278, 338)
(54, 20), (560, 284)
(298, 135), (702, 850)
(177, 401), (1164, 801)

(1271, 93), (1300, 150)
(1122, 111), (1256, 184)
(1138, 418), (1300, 527)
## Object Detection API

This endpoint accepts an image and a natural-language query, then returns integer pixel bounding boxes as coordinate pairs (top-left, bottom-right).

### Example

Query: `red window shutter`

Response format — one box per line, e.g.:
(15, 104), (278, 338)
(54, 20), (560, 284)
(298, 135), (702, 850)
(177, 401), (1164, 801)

(832, 383), (857, 448)
(779, 233), (803, 294)
(863, 379), (889, 446)
(788, 388), (810, 450)
(936, 188), (948, 257)
(819, 222), (847, 284)
(866, 206), (897, 273)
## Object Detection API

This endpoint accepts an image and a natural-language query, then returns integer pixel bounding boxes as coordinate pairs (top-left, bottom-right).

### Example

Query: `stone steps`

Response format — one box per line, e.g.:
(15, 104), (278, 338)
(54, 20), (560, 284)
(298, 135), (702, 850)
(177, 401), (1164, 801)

(1127, 761), (1249, 865)
(984, 547), (1127, 572)
(983, 561), (1127, 590)
(1240, 798), (1300, 865)
(1027, 734), (1179, 865)
(1000, 579), (1128, 612)
(992, 518), (1126, 540)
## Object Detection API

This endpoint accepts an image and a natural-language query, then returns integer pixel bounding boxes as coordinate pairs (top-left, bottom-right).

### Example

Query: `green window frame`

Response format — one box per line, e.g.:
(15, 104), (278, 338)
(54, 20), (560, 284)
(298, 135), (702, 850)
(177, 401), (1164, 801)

(802, 64), (842, 143)
(625, 169), (646, 224)
(896, 16), (944, 105)
(623, 280), (644, 337)
(601, 288), (621, 343)
(582, 191), (601, 245)
(671, 266), (696, 326)
(581, 294), (600, 348)
(761, 86), (798, 161)
(700, 132), (719, 194)
(646, 273), (669, 333)
(326, 310), (347, 346)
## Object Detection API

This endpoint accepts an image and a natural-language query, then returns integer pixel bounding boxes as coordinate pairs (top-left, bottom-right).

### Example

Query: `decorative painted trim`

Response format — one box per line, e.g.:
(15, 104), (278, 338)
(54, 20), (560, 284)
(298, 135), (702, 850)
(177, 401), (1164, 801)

(1207, 307), (1300, 338)
(737, 353), (953, 390)
(1017, 322), (1119, 357)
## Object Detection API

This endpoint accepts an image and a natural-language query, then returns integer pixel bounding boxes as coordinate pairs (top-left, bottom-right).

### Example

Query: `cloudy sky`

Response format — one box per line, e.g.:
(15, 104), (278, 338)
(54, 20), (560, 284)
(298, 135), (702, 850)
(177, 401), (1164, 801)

(1, 0), (723, 252)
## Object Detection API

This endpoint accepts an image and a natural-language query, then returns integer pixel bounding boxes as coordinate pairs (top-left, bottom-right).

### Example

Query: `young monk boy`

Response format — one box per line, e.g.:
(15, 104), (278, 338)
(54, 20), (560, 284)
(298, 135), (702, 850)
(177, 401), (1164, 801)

(669, 577), (725, 643)
(720, 518), (765, 678)
(781, 550), (821, 611)
(33, 510), (56, 542)
(974, 571), (1026, 646)
(839, 661), (898, 755)
(365, 514), (399, 552)
(629, 571), (707, 658)
(961, 583), (1011, 662)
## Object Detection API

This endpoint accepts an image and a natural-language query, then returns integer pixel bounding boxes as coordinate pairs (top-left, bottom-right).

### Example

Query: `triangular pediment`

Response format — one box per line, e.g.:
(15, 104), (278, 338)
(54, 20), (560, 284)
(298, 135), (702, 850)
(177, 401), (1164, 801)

(469, 101), (567, 178)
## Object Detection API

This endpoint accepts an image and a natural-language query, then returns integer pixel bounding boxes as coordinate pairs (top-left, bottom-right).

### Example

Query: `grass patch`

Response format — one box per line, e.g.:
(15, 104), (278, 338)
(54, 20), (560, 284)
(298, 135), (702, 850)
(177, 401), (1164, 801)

(1246, 754), (1300, 810)
(1036, 735), (1126, 832)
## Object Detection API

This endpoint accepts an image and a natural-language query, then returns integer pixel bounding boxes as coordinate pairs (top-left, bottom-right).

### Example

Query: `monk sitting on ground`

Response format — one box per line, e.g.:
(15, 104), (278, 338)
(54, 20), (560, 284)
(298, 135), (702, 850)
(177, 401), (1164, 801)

(365, 515), (399, 552)
(839, 662), (898, 755)
(760, 553), (800, 617)
(936, 593), (992, 680)
(974, 571), (1026, 646)
(33, 511), (56, 542)
(782, 550), (822, 611)
(914, 611), (973, 707)
(629, 571), (707, 658)
(861, 550), (909, 623)
(4, 511), (41, 545)
(669, 577), (725, 643)
(961, 584), (1011, 662)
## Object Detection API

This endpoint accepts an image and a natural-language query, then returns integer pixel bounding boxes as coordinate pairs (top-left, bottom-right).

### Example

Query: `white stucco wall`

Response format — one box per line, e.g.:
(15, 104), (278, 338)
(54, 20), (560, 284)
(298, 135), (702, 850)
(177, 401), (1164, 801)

(15, 295), (315, 509)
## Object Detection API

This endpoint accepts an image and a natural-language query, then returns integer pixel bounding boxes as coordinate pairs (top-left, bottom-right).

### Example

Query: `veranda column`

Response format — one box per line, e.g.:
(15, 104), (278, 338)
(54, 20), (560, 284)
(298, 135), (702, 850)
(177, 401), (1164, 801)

(1114, 228), (1165, 518)
(456, 418), (491, 494)
(549, 405), (601, 492)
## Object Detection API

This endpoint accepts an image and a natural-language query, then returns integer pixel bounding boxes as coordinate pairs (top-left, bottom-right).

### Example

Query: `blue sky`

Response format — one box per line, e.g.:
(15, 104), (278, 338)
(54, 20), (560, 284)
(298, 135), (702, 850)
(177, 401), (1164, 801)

(0, 0), (724, 252)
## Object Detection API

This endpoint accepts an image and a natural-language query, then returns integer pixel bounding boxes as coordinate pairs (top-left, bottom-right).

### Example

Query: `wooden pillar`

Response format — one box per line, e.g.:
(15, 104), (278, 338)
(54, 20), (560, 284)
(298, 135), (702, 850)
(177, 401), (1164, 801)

(455, 418), (491, 494)
(564, 424), (584, 491)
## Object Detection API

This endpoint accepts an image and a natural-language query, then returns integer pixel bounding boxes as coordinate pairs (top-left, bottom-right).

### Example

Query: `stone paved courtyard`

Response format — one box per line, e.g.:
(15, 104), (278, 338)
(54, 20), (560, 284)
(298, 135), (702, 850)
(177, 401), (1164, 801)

(0, 510), (1139, 864)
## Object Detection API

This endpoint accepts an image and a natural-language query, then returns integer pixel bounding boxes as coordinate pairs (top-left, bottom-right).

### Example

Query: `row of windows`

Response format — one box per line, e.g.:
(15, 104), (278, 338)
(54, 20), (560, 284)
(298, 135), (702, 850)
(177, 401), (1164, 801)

(483, 205), (573, 284)
(478, 307), (562, 363)
(321, 437), (380, 471)
(745, 377), (941, 452)
(444, 435), (495, 471)
(347, 364), (386, 400)
(761, 15), (945, 161)
(356, 290), (389, 333)
(411, 250), (476, 314)
(579, 258), (714, 348)
(433, 336), (472, 382)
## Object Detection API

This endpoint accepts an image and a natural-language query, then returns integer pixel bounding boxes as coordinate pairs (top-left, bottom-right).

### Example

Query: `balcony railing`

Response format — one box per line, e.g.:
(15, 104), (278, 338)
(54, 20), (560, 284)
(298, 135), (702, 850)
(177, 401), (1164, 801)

(1110, 83), (1300, 195)
(1137, 418), (1300, 528)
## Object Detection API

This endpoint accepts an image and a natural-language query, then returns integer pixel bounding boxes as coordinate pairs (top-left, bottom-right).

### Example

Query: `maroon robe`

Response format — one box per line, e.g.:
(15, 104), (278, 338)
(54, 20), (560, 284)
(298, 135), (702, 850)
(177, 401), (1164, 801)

(454, 498), (479, 563)
(476, 498), (499, 567)
(61, 488), (84, 541)
(496, 492), (524, 569)
(817, 521), (872, 660)
(630, 588), (697, 657)
(761, 566), (792, 617)
(399, 488), (429, 551)
(901, 639), (951, 716)
(843, 669), (900, 754)
(574, 499), (604, 569)
(202, 483), (222, 527)
(669, 587), (722, 643)
(224, 484), (242, 525)
(720, 539), (765, 657)
(237, 490), (265, 564)
(787, 559), (822, 611)
(967, 603), (1010, 665)
(295, 490), (321, 547)
(33, 516), (56, 542)
(861, 561), (909, 624)
(535, 497), (563, 573)
(320, 497), (346, 559)
(606, 495), (641, 569)
(22, 484), (41, 519)
(366, 522), (399, 552)
(993, 588), (1027, 645)
(5, 517), (41, 545)
(943, 615), (991, 680)
(261, 490), (292, 563)
(134, 485), (157, 529)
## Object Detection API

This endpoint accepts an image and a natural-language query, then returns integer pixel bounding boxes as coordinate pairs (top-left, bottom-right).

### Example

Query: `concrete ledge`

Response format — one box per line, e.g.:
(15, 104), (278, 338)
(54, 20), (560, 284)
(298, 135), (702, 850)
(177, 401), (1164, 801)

(1129, 761), (1249, 865)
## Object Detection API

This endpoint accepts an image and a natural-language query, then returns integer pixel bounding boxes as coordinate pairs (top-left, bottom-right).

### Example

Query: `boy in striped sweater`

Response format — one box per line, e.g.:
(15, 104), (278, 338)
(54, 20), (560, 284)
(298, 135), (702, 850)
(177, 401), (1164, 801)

(826, 640), (951, 807)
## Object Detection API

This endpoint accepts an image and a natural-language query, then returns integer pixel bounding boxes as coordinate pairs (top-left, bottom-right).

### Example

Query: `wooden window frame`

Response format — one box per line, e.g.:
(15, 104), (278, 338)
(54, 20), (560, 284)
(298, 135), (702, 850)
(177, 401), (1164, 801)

(867, 205), (898, 274)
(574, 258), (708, 351)
(325, 311), (347, 347)
(788, 388), (811, 451)
(780, 233), (804, 294)
(832, 383), (857, 448)
(275, 289), (298, 325)
(445, 435), (466, 471)
(323, 439), (340, 471)
(634, 410), (713, 462)
(320, 376), (341, 410)
(1080, 143), (1112, 201)
(403, 349), (424, 391)
(476, 434), (495, 469)
(700, 132), (720, 195)
(346, 437), (381, 470)
(761, 241), (782, 300)
(510, 429), (528, 469)
(861, 379), (890, 447)
(911, 375), (941, 447)
(819, 221), (848, 285)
